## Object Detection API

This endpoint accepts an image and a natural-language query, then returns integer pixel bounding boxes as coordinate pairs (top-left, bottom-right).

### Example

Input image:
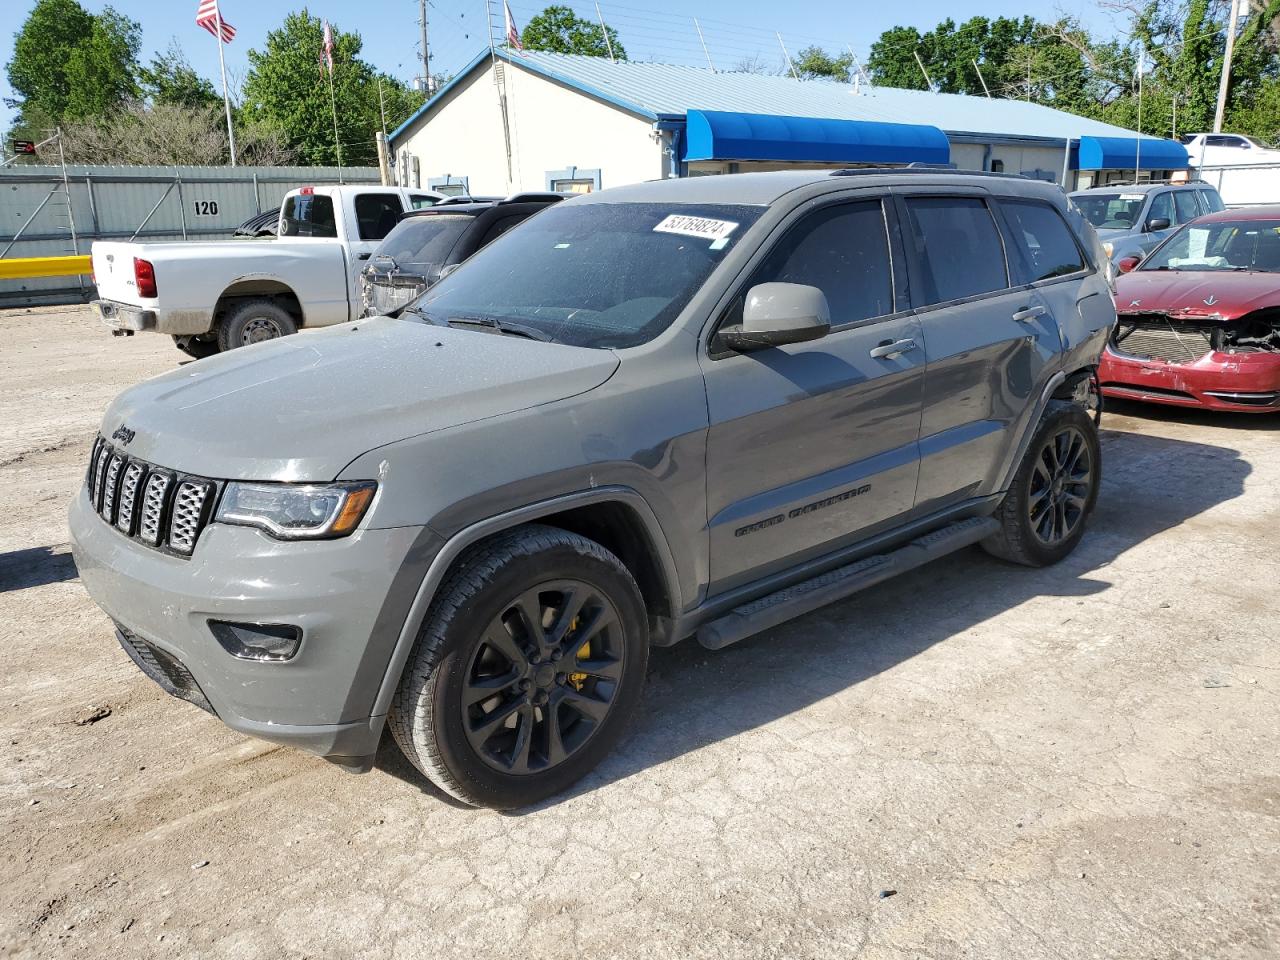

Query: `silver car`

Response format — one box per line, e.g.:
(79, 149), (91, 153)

(71, 169), (1114, 808)
(1069, 181), (1225, 264)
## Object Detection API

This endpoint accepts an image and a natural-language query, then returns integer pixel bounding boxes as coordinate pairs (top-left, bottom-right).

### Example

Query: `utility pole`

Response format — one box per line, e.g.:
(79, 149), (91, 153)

(419, 0), (431, 95)
(1213, 0), (1241, 132)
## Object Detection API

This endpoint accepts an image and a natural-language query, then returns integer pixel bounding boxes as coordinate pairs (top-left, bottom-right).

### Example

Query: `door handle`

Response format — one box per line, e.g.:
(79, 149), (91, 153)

(869, 338), (918, 360)
(1012, 305), (1047, 322)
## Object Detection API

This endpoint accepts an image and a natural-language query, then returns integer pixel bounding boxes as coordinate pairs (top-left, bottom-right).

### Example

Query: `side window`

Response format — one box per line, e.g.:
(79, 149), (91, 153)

(903, 197), (1008, 305)
(354, 193), (405, 241)
(715, 201), (893, 340)
(1000, 200), (1085, 282)
(1173, 190), (1200, 224)
(409, 194), (439, 210)
(1199, 189), (1225, 213)
(1147, 192), (1174, 226)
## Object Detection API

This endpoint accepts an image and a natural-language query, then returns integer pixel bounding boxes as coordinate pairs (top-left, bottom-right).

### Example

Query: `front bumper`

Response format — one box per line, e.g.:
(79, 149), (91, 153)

(92, 299), (156, 332)
(69, 487), (431, 767)
(1099, 345), (1280, 413)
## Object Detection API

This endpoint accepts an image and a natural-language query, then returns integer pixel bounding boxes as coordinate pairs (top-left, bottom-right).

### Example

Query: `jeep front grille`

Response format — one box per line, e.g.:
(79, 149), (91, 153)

(86, 437), (217, 557)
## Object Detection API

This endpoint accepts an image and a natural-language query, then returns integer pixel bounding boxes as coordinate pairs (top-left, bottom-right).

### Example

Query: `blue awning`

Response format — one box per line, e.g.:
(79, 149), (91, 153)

(683, 110), (951, 166)
(1077, 135), (1189, 171)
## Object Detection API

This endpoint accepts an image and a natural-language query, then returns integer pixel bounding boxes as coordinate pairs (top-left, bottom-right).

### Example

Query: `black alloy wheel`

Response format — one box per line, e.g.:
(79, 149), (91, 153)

(463, 580), (624, 775)
(1027, 425), (1094, 547)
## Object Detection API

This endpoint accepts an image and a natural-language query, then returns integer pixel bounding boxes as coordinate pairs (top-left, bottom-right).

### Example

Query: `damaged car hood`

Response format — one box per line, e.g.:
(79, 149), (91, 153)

(98, 317), (619, 481)
(1116, 270), (1280, 320)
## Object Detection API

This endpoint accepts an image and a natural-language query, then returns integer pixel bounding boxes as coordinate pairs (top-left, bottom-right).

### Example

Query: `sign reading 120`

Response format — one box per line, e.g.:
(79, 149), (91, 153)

(193, 200), (220, 216)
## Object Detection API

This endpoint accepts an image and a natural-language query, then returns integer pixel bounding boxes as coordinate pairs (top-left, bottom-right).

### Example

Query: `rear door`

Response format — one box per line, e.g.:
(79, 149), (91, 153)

(895, 190), (1060, 513)
(701, 195), (926, 592)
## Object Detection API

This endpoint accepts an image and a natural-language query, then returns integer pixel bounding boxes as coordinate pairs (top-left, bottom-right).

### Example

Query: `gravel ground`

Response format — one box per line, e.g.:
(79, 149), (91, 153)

(1, 305), (1277, 959)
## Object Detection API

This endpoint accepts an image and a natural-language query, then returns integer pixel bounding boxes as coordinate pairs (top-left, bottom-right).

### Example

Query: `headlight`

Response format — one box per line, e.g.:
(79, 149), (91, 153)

(1102, 241), (1114, 258)
(215, 481), (376, 539)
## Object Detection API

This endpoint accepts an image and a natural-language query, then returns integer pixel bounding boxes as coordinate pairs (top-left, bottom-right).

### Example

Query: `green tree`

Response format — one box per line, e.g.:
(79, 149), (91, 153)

(792, 46), (853, 82)
(520, 6), (626, 59)
(7, 0), (141, 130)
(140, 40), (220, 109)
(241, 11), (424, 166)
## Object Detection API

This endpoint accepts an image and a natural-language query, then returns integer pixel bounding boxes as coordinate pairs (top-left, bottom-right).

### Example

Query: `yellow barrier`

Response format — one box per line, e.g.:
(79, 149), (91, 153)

(0, 255), (93, 280)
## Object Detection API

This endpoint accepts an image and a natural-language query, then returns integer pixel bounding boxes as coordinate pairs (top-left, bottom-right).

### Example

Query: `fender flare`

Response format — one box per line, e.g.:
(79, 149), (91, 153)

(368, 485), (682, 718)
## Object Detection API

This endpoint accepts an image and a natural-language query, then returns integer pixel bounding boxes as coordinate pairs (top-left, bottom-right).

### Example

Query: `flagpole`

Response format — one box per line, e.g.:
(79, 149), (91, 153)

(214, 6), (237, 166)
(327, 64), (343, 182)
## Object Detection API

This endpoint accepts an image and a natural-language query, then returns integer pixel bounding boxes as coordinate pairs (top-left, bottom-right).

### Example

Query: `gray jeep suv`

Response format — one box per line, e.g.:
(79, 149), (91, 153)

(70, 169), (1115, 808)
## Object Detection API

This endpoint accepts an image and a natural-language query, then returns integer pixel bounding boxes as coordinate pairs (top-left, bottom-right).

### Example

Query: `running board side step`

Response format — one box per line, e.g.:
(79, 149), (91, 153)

(696, 516), (1000, 650)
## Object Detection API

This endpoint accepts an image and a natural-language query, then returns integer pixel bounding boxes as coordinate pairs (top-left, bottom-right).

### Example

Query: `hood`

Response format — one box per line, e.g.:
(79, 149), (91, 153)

(100, 317), (619, 481)
(1094, 227), (1132, 242)
(1114, 270), (1280, 321)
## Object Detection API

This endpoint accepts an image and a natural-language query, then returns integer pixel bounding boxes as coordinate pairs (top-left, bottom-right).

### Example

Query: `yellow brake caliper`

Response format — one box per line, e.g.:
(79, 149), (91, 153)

(567, 616), (589, 691)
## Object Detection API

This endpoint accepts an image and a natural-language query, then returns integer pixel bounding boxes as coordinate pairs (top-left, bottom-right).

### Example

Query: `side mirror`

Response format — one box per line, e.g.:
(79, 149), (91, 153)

(1145, 217), (1171, 232)
(1117, 254), (1143, 274)
(720, 282), (831, 353)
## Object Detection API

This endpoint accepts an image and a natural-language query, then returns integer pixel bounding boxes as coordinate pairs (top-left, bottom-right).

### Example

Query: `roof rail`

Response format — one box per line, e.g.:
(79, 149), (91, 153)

(829, 166), (1030, 180)
(501, 191), (566, 204)
(1085, 178), (1211, 188)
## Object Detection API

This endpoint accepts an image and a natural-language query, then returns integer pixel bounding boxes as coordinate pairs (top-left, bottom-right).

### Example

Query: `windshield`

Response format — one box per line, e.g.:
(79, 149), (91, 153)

(373, 215), (472, 272)
(1072, 193), (1147, 230)
(1142, 220), (1280, 272)
(406, 201), (764, 348)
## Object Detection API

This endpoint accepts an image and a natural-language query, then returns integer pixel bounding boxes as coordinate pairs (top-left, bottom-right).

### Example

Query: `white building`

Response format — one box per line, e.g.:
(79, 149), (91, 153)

(389, 49), (1189, 196)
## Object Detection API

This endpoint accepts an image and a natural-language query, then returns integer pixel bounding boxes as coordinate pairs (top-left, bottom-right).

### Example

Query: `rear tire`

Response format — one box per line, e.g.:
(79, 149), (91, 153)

(216, 299), (298, 351)
(982, 401), (1101, 567)
(390, 525), (649, 809)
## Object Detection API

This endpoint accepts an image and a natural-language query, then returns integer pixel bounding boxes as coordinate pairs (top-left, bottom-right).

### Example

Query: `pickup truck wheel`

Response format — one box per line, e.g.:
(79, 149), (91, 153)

(390, 525), (648, 809)
(171, 334), (218, 359)
(982, 402), (1101, 567)
(216, 299), (298, 351)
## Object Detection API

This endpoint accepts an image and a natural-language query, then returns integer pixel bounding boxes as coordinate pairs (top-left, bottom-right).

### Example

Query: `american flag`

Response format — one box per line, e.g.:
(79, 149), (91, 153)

(195, 0), (235, 43)
(322, 19), (335, 75)
(504, 1), (522, 51)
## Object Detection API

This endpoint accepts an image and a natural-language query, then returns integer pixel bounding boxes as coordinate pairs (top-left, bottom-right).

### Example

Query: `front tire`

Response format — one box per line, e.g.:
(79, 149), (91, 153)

(390, 525), (649, 809)
(216, 299), (298, 351)
(982, 401), (1101, 567)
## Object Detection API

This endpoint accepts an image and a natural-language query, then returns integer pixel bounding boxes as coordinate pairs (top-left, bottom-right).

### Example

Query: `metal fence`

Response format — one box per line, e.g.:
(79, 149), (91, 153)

(1194, 162), (1280, 208)
(0, 164), (380, 305)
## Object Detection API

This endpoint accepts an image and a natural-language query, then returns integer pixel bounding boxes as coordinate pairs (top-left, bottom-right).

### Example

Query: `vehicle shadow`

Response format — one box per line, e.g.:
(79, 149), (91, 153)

(376, 426), (1250, 807)
(0, 545), (78, 593)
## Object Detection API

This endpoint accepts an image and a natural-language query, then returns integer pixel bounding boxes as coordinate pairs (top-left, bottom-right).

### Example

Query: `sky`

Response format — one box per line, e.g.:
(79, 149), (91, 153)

(1, 0), (1127, 135)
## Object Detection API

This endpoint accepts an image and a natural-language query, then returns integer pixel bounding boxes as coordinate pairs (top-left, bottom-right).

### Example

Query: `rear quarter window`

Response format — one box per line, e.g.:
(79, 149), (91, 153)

(1000, 200), (1085, 283)
(280, 194), (337, 238)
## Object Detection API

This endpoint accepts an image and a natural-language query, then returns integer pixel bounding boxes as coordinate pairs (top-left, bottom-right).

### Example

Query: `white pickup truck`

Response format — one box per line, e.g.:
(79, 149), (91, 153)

(90, 184), (443, 356)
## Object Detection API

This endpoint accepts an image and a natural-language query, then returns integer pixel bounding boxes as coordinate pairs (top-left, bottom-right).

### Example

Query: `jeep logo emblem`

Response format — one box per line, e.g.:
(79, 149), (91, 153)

(111, 425), (136, 445)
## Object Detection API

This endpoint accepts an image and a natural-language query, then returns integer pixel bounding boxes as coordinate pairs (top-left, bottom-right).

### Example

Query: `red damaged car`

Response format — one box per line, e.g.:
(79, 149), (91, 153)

(1100, 205), (1280, 412)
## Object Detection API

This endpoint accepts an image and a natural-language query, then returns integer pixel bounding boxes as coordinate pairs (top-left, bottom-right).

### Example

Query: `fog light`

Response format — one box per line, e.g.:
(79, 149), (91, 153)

(208, 620), (302, 662)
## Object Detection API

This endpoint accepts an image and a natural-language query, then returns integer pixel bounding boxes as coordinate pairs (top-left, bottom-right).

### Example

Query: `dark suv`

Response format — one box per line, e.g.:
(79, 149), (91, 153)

(71, 169), (1115, 809)
(359, 193), (562, 317)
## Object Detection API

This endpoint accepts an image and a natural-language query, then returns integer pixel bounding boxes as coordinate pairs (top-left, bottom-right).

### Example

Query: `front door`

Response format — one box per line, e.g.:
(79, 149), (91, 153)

(701, 198), (926, 593)
(895, 192), (1062, 513)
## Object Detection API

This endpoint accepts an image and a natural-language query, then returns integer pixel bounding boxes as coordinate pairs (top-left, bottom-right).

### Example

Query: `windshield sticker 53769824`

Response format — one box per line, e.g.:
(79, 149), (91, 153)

(653, 214), (739, 243)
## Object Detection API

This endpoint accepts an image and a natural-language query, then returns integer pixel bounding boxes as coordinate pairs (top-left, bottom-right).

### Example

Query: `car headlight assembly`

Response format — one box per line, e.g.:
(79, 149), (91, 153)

(215, 481), (376, 539)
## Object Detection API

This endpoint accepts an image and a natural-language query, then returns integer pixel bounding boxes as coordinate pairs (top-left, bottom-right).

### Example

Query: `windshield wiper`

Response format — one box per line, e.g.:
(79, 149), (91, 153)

(446, 315), (551, 342)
